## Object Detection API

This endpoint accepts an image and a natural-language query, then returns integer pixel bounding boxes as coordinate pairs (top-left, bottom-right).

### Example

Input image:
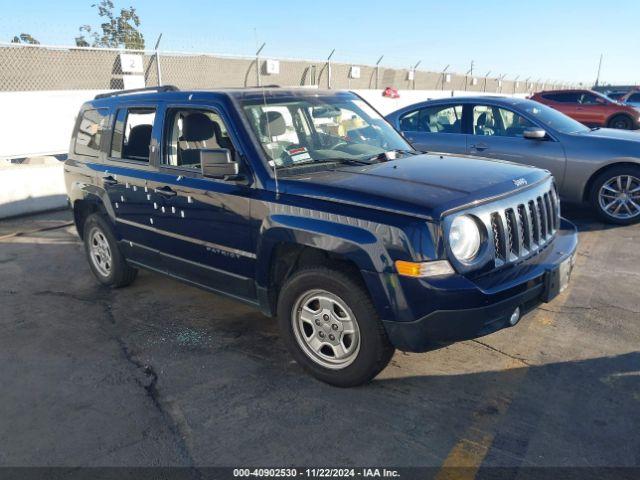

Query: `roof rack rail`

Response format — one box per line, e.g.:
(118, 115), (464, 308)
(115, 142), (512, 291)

(94, 85), (179, 100)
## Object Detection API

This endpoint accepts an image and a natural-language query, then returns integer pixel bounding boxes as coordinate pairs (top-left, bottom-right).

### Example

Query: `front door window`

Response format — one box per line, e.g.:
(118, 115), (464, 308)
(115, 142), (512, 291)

(473, 105), (535, 137)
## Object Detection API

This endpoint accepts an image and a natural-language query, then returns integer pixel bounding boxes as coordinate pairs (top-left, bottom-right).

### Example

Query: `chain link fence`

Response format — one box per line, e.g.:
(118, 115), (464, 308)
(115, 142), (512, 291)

(0, 42), (572, 93)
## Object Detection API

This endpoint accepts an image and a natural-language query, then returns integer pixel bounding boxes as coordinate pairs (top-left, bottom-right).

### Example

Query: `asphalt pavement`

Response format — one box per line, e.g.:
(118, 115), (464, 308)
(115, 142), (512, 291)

(0, 205), (638, 472)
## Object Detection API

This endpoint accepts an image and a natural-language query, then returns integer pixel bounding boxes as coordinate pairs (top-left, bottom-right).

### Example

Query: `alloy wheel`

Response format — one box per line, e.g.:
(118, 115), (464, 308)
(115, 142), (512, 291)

(598, 175), (640, 220)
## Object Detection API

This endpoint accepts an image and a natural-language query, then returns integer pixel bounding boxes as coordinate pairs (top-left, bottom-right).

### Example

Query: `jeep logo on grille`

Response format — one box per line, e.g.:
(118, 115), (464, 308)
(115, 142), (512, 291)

(513, 178), (528, 187)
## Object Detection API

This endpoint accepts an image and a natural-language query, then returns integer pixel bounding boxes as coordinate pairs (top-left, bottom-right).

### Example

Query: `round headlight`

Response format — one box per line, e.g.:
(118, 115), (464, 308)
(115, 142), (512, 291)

(449, 215), (481, 262)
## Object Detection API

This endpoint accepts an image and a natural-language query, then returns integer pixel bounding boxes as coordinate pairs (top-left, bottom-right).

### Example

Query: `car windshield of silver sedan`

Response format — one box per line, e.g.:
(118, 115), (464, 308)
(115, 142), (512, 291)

(242, 97), (413, 172)
(522, 102), (590, 134)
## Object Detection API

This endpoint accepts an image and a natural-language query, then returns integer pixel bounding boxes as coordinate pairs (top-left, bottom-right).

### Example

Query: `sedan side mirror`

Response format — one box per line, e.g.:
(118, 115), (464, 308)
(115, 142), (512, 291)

(523, 127), (547, 140)
(200, 149), (240, 178)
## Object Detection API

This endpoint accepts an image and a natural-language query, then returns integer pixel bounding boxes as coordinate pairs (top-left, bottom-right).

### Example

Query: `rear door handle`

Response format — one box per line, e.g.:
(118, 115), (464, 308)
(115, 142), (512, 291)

(102, 175), (118, 186)
(154, 186), (177, 197)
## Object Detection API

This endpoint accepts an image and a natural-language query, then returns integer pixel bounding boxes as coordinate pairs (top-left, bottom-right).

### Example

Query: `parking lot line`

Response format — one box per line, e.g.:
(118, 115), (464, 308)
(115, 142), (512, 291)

(435, 226), (600, 478)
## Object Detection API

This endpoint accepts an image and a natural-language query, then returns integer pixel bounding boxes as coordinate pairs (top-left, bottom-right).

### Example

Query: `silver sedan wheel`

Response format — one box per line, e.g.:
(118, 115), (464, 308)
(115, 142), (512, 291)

(88, 227), (112, 278)
(598, 175), (640, 220)
(291, 289), (360, 370)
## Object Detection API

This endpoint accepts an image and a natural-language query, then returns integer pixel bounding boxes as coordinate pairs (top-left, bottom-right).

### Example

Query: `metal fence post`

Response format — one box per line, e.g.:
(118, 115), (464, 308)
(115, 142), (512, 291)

(412, 60), (421, 90)
(327, 49), (335, 89)
(464, 60), (474, 91)
(375, 55), (384, 90)
(154, 34), (163, 86)
(483, 70), (491, 92)
(498, 73), (506, 93)
(440, 65), (449, 91)
(255, 42), (265, 87)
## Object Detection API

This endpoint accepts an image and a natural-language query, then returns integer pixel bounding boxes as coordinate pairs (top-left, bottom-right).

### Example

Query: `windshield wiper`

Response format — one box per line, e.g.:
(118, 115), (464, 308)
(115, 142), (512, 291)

(276, 157), (373, 170)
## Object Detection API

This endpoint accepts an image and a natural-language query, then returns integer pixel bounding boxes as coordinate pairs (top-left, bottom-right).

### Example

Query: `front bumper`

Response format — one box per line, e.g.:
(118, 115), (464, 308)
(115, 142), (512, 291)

(382, 218), (578, 352)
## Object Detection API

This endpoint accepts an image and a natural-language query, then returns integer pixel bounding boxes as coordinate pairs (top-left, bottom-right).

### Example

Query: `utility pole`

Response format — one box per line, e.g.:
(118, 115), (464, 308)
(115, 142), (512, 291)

(154, 33), (163, 86)
(513, 75), (520, 94)
(595, 53), (603, 87)
(375, 55), (384, 90)
(326, 49), (335, 89)
(255, 42), (266, 87)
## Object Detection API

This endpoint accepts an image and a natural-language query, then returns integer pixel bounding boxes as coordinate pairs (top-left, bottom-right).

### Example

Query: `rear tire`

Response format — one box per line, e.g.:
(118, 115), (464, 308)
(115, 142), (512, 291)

(607, 114), (633, 130)
(277, 267), (394, 387)
(589, 165), (640, 225)
(83, 213), (138, 287)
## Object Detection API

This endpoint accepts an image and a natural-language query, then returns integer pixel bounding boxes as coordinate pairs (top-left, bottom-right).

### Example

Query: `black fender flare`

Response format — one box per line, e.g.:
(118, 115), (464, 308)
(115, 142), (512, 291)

(255, 213), (408, 321)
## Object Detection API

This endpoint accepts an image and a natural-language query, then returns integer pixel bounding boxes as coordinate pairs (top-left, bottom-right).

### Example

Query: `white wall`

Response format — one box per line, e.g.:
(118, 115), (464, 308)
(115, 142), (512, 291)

(0, 162), (67, 219)
(0, 90), (110, 159)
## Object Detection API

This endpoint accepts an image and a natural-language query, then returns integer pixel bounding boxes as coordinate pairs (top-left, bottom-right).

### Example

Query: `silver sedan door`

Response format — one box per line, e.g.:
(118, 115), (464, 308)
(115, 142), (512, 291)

(467, 104), (568, 186)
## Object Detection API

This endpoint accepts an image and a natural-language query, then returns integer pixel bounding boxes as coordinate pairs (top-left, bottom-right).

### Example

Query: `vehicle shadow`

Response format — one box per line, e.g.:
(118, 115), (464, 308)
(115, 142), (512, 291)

(560, 202), (618, 233)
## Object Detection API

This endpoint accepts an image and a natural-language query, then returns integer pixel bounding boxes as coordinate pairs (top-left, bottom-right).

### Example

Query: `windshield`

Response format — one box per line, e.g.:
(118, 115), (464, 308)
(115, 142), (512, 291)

(241, 95), (412, 172)
(521, 101), (590, 134)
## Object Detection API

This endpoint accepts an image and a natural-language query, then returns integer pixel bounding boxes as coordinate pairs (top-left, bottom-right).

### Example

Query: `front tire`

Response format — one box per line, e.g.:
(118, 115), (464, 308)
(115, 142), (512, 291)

(589, 165), (640, 225)
(607, 114), (633, 130)
(83, 213), (138, 287)
(277, 267), (394, 387)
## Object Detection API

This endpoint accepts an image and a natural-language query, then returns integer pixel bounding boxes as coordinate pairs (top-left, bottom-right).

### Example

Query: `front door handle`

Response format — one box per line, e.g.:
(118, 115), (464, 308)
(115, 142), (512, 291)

(154, 186), (177, 197)
(470, 143), (489, 151)
(102, 175), (118, 186)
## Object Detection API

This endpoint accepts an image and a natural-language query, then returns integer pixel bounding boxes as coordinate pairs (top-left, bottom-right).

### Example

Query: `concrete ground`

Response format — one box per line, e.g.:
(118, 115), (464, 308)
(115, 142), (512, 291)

(0, 206), (638, 471)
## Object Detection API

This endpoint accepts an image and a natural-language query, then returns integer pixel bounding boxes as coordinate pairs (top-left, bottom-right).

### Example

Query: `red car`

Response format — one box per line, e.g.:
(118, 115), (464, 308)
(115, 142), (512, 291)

(530, 89), (640, 130)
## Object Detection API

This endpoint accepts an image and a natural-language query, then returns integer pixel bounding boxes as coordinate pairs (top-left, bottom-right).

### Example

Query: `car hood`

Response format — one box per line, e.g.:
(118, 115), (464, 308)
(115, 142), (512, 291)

(281, 153), (550, 220)
(577, 127), (640, 142)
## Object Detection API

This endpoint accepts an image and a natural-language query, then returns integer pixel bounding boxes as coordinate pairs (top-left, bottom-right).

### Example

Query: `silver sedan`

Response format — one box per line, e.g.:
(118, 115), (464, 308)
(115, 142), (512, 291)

(386, 96), (640, 224)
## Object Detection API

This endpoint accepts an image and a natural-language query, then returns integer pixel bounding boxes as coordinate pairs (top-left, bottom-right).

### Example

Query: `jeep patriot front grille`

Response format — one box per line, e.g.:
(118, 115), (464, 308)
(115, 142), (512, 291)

(488, 184), (560, 268)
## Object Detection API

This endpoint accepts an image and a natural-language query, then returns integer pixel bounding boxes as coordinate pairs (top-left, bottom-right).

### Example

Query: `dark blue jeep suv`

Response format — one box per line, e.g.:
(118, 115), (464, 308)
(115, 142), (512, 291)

(64, 86), (578, 386)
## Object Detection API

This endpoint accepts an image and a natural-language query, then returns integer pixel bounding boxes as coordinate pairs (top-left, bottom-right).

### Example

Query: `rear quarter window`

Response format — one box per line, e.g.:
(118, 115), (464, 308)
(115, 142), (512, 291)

(74, 108), (108, 157)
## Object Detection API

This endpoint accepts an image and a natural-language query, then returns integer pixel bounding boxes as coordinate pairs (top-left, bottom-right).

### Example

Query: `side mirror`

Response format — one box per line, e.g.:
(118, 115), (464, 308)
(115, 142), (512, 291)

(523, 127), (547, 140)
(200, 149), (239, 178)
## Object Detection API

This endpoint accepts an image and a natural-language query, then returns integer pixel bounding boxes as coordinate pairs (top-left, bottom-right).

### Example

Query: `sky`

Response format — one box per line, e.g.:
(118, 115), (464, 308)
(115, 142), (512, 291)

(1, 0), (639, 85)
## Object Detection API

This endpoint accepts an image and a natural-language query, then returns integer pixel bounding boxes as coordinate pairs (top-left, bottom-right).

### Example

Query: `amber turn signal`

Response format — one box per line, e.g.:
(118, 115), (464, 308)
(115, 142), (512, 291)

(395, 260), (455, 278)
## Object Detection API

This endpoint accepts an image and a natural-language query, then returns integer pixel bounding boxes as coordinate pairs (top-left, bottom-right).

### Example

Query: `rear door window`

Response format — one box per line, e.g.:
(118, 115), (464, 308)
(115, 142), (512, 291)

(542, 92), (580, 103)
(74, 108), (108, 157)
(399, 105), (463, 133)
(110, 107), (156, 162)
